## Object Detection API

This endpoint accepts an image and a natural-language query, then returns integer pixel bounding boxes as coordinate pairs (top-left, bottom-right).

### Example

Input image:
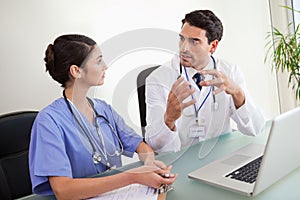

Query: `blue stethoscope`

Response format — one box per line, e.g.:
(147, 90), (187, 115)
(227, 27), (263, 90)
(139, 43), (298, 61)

(179, 55), (218, 124)
(63, 90), (124, 168)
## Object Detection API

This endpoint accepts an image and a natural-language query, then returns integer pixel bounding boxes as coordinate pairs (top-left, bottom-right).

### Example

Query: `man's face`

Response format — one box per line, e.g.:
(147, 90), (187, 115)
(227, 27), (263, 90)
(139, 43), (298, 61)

(179, 23), (217, 70)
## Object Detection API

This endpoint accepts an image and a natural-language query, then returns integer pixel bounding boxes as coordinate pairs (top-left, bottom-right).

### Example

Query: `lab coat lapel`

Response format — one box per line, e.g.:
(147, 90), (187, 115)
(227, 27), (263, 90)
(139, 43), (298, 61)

(182, 69), (196, 116)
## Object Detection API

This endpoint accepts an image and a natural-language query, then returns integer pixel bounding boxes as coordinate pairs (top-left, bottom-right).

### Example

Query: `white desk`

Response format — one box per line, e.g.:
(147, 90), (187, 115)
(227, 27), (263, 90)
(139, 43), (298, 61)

(21, 123), (300, 199)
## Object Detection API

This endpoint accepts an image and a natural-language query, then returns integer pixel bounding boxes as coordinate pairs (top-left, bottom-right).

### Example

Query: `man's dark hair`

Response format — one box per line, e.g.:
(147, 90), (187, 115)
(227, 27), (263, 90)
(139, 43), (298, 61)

(182, 10), (223, 44)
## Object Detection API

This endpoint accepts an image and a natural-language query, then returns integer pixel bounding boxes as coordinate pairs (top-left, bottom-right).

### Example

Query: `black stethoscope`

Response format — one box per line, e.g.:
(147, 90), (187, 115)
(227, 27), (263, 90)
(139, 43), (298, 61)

(179, 55), (218, 124)
(63, 90), (124, 168)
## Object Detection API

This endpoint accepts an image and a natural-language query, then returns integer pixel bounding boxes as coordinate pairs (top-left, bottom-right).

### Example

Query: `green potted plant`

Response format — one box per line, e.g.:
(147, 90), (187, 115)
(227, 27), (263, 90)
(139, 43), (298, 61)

(265, 6), (300, 100)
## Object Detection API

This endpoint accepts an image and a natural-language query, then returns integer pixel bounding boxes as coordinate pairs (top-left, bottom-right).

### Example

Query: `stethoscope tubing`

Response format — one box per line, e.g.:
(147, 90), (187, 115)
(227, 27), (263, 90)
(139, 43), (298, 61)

(62, 91), (123, 166)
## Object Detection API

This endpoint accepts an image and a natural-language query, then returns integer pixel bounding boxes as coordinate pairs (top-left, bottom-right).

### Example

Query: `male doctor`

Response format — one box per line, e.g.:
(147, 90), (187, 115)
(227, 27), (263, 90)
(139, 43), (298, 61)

(145, 10), (265, 152)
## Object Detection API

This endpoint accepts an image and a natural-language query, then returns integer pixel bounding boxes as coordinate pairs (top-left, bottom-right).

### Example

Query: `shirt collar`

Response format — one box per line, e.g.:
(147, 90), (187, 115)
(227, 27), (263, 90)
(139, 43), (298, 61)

(183, 57), (214, 79)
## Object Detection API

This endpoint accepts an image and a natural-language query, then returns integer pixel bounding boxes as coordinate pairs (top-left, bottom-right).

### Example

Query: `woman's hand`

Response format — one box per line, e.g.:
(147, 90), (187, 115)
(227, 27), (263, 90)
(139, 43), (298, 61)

(135, 141), (177, 188)
(127, 165), (177, 189)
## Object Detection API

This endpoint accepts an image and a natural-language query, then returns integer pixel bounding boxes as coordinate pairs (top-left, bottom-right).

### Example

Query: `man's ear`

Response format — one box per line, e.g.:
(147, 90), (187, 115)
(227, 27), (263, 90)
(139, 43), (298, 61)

(69, 65), (81, 78)
(210, 40), (219, 54)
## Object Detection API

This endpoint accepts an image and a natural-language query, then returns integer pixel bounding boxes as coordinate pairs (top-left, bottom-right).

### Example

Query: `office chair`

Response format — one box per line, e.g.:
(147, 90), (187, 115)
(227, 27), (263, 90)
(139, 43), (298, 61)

(137, 65), (160, 138)
(0, 111), (38, 200)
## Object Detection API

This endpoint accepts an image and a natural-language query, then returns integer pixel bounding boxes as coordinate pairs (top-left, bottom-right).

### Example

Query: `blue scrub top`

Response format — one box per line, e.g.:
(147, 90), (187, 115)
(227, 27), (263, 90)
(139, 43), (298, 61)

(29, 98), (143, 195)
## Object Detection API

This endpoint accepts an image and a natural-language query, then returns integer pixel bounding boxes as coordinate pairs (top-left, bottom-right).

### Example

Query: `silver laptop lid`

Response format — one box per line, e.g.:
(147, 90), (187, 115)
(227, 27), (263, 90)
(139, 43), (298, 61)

(253, 107), (300, 195)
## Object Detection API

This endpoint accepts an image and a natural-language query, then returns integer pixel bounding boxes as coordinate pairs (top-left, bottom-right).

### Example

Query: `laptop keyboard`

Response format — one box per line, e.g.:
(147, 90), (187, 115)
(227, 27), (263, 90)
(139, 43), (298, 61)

(225, 156), (263, 184)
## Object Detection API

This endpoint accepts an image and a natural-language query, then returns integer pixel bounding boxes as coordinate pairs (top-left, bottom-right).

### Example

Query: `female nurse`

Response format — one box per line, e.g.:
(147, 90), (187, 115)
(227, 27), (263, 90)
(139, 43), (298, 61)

(29, 34), (176, 199)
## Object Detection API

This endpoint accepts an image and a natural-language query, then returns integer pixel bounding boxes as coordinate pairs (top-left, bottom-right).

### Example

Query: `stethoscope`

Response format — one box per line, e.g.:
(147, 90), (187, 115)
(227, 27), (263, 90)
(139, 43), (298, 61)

(179, 55), (218, 124)
(63, 91), (124, 168)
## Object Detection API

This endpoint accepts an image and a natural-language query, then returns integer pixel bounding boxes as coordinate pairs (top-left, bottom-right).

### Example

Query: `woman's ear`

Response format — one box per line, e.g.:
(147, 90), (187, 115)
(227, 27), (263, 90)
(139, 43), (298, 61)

(69, 65), (81, 78)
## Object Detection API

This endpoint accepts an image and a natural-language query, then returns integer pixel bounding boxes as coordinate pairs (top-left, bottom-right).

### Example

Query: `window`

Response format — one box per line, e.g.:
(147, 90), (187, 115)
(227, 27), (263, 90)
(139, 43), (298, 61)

(293, 0), (300, 29)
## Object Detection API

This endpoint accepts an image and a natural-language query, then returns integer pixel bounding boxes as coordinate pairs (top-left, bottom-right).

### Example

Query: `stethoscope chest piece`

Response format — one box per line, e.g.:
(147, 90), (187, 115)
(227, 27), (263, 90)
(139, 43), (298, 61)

(93, 152), (102, 164)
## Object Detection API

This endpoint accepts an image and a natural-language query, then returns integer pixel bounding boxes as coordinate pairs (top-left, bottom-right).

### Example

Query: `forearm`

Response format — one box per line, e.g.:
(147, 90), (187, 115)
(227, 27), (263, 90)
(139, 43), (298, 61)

(145, 80), (182, 152)
(49, 173), (135, 200)
(232, 95), (265, 136)
(145, 116), (182, 152)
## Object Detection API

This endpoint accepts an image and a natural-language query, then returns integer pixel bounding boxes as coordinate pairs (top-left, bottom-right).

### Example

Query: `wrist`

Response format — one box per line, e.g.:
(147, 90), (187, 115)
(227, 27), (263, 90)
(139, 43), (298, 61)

(164, 114), (176, 131)
(126, 169), (142, 185)
(233, 89), (245, 109)
(136, 142), (155, 163)
(143, 153), (155, 165)
(122, 171), (138, 185)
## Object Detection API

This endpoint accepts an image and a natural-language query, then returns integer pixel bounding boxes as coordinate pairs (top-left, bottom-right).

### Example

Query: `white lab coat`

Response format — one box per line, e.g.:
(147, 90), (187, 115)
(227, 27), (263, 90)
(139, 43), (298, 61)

(145, 55), (265, 152)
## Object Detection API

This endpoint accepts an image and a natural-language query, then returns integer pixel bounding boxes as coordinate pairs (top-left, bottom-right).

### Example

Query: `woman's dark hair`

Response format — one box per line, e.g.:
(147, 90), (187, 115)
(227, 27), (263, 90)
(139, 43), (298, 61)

(182, 10), (223, 44)
(44, 34), (97, 87)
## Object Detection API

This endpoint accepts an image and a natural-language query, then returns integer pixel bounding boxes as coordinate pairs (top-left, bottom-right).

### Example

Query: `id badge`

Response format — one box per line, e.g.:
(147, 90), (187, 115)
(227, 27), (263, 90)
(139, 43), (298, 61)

(189, 125), (205, 138)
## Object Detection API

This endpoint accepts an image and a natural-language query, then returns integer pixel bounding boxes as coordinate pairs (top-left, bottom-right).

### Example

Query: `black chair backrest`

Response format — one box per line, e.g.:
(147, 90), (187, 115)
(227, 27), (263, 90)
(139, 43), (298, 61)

(137, 66), (160, 137)
(0, 111), (38, 200)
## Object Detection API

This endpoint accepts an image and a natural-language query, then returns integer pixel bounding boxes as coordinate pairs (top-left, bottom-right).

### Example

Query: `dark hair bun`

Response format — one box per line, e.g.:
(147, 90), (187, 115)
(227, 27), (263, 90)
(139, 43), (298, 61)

(44, 34), (96, 87)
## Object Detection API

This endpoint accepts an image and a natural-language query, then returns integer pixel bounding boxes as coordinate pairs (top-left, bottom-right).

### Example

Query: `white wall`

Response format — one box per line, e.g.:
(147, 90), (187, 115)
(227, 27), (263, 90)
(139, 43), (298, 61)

(0, 0), (279, 136)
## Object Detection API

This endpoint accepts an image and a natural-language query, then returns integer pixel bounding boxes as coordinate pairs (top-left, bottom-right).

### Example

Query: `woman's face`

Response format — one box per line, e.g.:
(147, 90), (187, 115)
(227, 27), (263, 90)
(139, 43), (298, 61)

(81, 45), (108, 86)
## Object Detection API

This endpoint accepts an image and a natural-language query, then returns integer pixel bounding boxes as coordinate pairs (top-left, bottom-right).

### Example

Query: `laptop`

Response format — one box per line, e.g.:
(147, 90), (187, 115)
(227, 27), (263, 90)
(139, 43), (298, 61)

(188, 107), (300, 196)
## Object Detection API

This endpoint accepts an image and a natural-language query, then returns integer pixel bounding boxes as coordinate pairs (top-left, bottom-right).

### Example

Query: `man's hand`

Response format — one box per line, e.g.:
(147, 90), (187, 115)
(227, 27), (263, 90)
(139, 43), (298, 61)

(164, 77), (196, 130)
(199, 69), (245, 109)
